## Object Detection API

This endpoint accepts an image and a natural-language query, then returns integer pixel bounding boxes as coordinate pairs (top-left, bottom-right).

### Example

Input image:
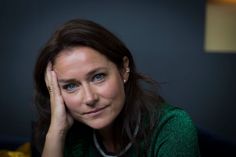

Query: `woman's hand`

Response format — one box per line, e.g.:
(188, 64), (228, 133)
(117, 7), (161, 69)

(42, 62), (74, 157)
(45, 62), (74, 135)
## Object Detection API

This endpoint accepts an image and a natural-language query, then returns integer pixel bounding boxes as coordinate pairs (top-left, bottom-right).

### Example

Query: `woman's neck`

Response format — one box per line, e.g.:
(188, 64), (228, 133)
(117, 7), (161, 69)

(98, 124), (119, 153)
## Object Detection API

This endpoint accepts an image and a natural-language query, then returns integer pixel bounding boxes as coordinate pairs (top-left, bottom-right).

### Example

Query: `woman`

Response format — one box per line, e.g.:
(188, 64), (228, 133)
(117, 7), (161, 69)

(34, 19), (200, 157)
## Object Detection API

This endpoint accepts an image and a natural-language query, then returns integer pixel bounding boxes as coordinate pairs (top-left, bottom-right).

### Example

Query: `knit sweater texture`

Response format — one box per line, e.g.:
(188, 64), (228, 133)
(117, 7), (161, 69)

(64, 103), (200, 157)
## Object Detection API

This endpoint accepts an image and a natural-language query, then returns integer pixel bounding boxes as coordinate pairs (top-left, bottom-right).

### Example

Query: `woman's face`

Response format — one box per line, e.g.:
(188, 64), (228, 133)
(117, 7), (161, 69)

(53, 46), (129, 130)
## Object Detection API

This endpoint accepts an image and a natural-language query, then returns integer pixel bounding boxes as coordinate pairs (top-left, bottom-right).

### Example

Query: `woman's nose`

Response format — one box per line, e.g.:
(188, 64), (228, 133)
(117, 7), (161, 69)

(82, 84), (98, 107)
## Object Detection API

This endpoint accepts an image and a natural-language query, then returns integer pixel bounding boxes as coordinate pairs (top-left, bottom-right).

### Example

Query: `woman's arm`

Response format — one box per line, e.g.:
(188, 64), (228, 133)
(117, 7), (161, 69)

(42, 129), (67, 157)
(42, 63), (73, 157)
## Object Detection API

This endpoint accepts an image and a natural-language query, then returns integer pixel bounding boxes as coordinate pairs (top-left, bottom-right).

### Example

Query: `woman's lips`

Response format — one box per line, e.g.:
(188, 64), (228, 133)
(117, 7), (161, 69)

(84, 105), (109, 116)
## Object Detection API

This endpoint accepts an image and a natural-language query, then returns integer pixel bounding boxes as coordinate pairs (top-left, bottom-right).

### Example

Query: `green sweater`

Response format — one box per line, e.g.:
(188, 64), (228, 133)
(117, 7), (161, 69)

(64, 104), (200, 157)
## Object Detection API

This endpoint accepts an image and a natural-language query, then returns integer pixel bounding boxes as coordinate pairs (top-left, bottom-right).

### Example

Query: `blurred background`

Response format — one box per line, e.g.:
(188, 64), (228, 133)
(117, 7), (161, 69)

(0, 0), (236, 145)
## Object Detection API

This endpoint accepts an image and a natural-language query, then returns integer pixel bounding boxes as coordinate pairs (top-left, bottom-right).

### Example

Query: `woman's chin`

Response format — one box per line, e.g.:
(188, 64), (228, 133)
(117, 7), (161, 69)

(84, 118), (113, 130)
(87, 122), (109, 130)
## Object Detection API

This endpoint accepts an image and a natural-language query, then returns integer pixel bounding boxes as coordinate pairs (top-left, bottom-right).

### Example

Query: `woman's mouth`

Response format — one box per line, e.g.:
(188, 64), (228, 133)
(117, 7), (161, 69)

(84, 105), (109, 117)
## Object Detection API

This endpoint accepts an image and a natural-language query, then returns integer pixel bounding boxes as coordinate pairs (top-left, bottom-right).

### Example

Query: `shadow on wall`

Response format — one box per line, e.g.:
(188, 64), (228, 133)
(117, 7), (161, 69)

(198, 128), (236, 156)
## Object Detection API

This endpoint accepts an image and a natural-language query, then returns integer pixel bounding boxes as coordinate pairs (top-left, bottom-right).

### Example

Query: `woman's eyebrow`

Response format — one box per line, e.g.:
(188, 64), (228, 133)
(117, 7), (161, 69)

(57, 67), (108, 84)
(58, 78), (78, 84)
(86, 67), (107, 77)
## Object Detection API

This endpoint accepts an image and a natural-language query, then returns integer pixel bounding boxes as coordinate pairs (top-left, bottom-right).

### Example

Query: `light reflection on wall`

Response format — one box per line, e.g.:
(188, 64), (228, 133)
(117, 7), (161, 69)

(205, 0), (236, 53)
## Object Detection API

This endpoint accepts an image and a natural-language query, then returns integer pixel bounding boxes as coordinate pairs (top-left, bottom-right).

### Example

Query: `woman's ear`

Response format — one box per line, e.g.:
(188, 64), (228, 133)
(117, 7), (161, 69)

(122, 56), (130, 83)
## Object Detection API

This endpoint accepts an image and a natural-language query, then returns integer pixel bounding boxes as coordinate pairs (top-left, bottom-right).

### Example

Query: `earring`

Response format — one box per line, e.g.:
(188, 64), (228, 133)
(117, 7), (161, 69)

(124, 68), (130, 83)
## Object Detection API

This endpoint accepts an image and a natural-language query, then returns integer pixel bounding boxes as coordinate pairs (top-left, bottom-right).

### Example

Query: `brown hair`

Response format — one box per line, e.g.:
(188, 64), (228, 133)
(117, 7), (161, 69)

(33, 19), (164, 155)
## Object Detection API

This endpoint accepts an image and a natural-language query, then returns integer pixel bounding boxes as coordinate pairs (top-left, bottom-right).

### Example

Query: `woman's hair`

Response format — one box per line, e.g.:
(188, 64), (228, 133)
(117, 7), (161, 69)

(33, 19), (164, 155)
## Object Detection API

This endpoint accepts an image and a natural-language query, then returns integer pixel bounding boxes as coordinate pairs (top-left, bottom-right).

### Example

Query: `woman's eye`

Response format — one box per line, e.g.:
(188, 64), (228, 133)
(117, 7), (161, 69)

(93, 73), (105, 82)
(63, 83), (77, 92)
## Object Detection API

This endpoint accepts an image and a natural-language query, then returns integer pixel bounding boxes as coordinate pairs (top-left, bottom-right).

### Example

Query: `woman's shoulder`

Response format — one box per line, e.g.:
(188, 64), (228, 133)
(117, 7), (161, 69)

(148, 103), (200, 156)
(156, 103), (198, 137)
(159, 103), (194, 123)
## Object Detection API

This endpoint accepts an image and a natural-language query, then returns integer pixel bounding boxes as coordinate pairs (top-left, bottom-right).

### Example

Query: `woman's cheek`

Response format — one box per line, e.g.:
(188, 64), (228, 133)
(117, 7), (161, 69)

(104, 78), (125, 100)
(61, 92), (77, 109)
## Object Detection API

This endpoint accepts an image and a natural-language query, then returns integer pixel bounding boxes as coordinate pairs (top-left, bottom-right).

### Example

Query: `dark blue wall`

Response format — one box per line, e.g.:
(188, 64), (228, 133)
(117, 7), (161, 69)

(1, 0), (236, 142)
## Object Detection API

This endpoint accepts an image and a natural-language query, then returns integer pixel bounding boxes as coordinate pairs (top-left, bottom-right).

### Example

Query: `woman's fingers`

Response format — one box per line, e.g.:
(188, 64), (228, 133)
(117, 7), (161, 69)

(50, 70), (64, 110)
(45, 62), (61, 99)
(51, 71), (61, 97)
(45, 62), (52, 92)
(44, 62), (61, 111)
(46, 64), (63, 110)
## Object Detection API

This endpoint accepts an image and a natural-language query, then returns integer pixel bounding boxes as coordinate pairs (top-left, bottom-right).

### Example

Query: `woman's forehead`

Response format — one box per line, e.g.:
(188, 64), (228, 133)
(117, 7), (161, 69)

(55, 47), (107, 64)
(53, 47), (115, 73)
